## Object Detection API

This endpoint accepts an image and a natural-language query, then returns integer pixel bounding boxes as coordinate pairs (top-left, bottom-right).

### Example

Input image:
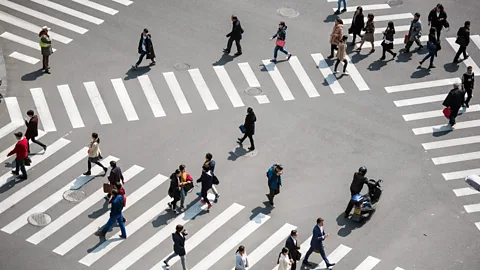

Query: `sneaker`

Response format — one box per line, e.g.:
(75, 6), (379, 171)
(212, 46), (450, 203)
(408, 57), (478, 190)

(223, 48), (230, 53)
(234, 52), (242, 56)
(167, 202), (172, 209)
(43, 145), (47, 151)
(419, 61), (423, 65)
(334, 10), (341, 15)
(196, 191), (201, 196)
(287, 53), (292, 60)
(119, 234), (127, 239)
(83, 171), (91, 176)
(180, 205), (186, 211)
(392, 53), (397, 59)
(341, 8), (347, 12)
(343, 71), (349, 75)
(270, 59), (277, 63)
(164, 260), (170, 267)
(207, 204), (212, 210)
(173, 209), (180, 215)
(380, 56), (386, 60)
(131, 65), (137, 70)
(327, 55), (334, 59)
(465, 55), (470, 60)
(428, 65), (436, 69)
(418, 45), (424, 49)
(248, 147), (255, 151)
(215, 194), (220, 199)
(103, 167), (108, 175)
(11, 170), (19, 175)
(466, 103), (470, 108)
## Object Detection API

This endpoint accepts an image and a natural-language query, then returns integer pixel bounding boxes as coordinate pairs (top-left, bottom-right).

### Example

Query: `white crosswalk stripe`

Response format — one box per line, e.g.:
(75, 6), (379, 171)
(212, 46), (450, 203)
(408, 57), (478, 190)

(0, 97), (23, 140)
(354, 256), (381, 270)
(164, 72), (193, 114)
(453, 187), (479, 197)
(443, 168), (480, 181)
(0, 32), (56, 52)
(422, 135), (480, 150)
(432, 151), (480, 165)
(30, 88), (56, 132)
(288, 56), (320, 98)
(343, 13), (413, 25)
(112, 0), (133, 6)
(262, 60), (295, 101)
(314, 244), (352, 269)
(84, 81), (112, 125)
(464, 203), (480, 213)
(394, 94), (446, 107)
(58, 84), (85, 128)
(385, 78), (461, 93)
(345, 55), (369, 91)
(332, 4), (390, 12)
(403, 105), (478, 121)
(30, 0), (104, 24)
(111, 78), (139, 121)
(9, 52), (39, 64)
(238, 62), (270, 104)
(213, 66), (245, 107)
(72, 0), (118, 15)
(188, 68), (219, 110)
(413, 119), (480, 135)
(137, 75), (166, 117)
(311, 53), (345, 94)
(446, 37), (480, 74)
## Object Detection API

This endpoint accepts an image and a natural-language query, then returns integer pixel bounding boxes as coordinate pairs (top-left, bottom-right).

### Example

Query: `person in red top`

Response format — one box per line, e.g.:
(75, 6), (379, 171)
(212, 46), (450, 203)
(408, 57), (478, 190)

(7, 132), (29, 179)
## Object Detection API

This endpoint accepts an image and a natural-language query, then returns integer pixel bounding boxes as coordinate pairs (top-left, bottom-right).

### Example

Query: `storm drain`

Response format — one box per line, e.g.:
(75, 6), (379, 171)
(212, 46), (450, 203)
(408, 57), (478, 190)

(173, 63), (191, 71)
(28, 213), (51, 227)
(63, 190), (86, 202)
(245, 87), (262, 96)
(277, 7), (300, 19)
(387, 0), (403, 7)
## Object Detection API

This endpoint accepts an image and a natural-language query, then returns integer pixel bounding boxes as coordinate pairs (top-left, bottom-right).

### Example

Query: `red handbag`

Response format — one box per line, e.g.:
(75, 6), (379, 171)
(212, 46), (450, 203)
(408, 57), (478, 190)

(443, 107), (451, 118)
(403, 34), (408, 44)
(276, 39), (286, 47)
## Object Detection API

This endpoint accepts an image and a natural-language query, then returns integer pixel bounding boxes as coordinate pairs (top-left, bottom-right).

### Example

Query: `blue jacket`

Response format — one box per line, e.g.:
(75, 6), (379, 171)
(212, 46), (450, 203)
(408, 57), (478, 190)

(110, 195), (124, 216)
(309, 225), (325, 249)
(267, 166), (282, 189)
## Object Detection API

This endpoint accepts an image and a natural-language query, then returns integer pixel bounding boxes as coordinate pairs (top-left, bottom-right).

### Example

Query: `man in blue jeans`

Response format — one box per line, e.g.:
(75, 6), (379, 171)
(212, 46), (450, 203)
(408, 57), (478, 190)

(97, 189), (127, 239)
(302, 218), (335, 268)
(334, 0), (347, 14)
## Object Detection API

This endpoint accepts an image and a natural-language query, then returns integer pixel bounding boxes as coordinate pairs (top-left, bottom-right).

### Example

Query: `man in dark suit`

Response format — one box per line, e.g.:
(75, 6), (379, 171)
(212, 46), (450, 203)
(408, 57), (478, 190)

(285, 230), (300, 270)
(223, 15), (243, 56)
(428, 4), (448, 41)
(302, 218), (335, 268)
(24, 110), (47, 154)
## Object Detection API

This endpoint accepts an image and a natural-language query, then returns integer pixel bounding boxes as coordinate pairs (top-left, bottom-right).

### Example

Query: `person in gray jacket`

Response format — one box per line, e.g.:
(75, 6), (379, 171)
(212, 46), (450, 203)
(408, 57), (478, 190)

(404, 13), (423, 53)
(164, 224), (188, 270)
(39, 26), (53, 73)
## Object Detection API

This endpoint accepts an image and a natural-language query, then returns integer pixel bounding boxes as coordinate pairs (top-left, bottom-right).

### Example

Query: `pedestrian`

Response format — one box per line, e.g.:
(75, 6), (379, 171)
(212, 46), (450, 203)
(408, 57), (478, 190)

(224, 15), (243, 56)
(428, 4), (448, 41)
(132, 28), (155, 69)
(333, 35), (349, 75)
(39, 26), (52, 73)
(97, 188), (127, 239)
(7, 132), (28, 180)
(355, 13), (375, 53)
(24, 110), (47, 154)
(270, 21), (292, 63)
(380, 21), (397, 60)
(344, 166), (368, 218)
(419, 27), (440, 69)
(83, 132), (108, 176)
(443, 82), (465, 127)
(196, 153), (220, 201)
(179, 164), (190, 211)
(111, 182), (127, 223)
(237, 107), (256, 151)
(462, 66), (475, 108)
(348, 6), (364, 46)
(285, 230), (301, 270)
(196, 164), (213, 210)
(266, 163), (283, 208)
(107, 161), (124, 199)
(235, 245), (249, 270)
(168, 169), (182, 214)
(404, 13), (423, 53)
(453, 21), (471, 63)
(327, 18), (344, 59)
(277, 247), (292, 270)
(163, 224), (188, 270)
(302, 218), (335, 268)
(334, 0), (347, 15)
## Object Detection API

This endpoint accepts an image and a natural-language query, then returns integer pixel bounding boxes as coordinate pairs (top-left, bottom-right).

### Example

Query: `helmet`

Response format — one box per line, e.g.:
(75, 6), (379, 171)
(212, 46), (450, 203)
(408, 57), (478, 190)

(358, 166), (367, 175)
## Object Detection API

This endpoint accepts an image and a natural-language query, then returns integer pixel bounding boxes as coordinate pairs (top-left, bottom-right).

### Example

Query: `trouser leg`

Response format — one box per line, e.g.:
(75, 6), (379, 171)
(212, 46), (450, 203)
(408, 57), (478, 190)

(342, 60), (348, 72)
(334, 59), (340, 71)
(164, 252), (177, 263)
(465, 88), (473, 105)
(303, 246), (315, 262)
(226, 36), (234, 52)
(319, 245), (330, 265)
(235, 39), (242, 53)
(180, 255), (187, 270)
(239, 133), (248, 142)
(180, 188), (186, 207)
(116, 214), (127, 236)
(248, 134), (254, 149)
(135, 51), (146, 66)
(211, 185), (218, 195)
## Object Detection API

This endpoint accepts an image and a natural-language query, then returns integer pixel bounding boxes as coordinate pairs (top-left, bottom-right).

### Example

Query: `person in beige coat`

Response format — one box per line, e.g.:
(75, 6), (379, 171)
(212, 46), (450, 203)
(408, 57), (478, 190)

(334, 35), (349, 75)
(84, 132), (108, 176)
(278, 247), (293, 270)
(328, 18), (344, 59)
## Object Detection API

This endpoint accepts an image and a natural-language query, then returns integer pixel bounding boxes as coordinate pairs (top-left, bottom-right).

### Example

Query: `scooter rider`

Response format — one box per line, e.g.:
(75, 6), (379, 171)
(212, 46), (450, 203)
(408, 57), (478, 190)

(344, 166), (368, 218)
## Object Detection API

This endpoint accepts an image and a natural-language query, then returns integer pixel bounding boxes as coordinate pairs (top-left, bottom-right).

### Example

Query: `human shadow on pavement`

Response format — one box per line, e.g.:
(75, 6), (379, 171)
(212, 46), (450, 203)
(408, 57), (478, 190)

(335, 212), (366, 237)
(0, 175), (28, 194)
(349, 51), (369, 64)
(249, 204), (273, 221)
(88, 199), (109, 219)
(444, 62), (460, 74)
(367, 59), (392, 71)
(213, 53), (235, 66)
(324, 14), (338, 23)
(21, 69), (45, 81)
(395, 51), (413, 63)
(411, 66), (431, 78)
(432, 125), (453, 137)
(151, 197), (207, 228)
(124, 66), (151, 80)
(227, 145), (249, 161)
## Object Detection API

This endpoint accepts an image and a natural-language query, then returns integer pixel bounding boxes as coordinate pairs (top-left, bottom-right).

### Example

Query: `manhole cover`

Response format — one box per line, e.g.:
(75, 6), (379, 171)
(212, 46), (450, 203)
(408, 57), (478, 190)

(387, 0), (403, 7)
(173, 63), (190, 71)
(245, 87), (263, 96)
(63, 190), (86, 202)
(277, 7), (300, 18)
(28, 213), (51, 227)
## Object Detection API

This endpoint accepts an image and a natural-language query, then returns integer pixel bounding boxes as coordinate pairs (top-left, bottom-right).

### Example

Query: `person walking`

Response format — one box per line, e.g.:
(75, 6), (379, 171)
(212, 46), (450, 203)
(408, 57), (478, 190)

(7, 132), (28, 180)
(302, 218), (335, 268)
(111, 182), (127, 223)
(270, 21), (292, 63)
(196, 153), (220, 201)
(224, 15), (243, 56)
(107, 161), (124, 199)
(348, 6), (364, 46)
(462, 66), (475, 108)
(428, 4), (448, 41)
(197, 164), (213, 210)
(443, 82), (466, 127)
(266, 164), (283, 208)
(453, 21), (471, 63)
(179, 164), (191, 211)
(404, 13), (423, 53)
(334, 0), (347, 15)
(24, 110), (47, 154)
(235, 245), (249, 270)
(168, 169), (182, 214)
(344, 166), (368, 218)
(333, 35), (349, 75)
(83, 132), (108, 176)
(285, 230), (301, 270)
(39, 26), (52, 73)
(355, 13), (375, 53)
(419, 27), (440, 69)
(97, 188), (127, 239)
(163, 224), (188, 270)
(327, 18), (344, 59)
(380, 21), (397, 60)
(237, 107), (256, 151)
(278, 247), (292, 270)
(132, 28), (155, 69)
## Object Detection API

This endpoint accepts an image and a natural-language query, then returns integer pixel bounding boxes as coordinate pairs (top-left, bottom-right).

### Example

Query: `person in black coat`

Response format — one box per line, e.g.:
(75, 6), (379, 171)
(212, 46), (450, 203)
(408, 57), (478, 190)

(443, 82), (466, 127)
(380, 21), (397, 60)
(348, 6), (364, 46)
(237, 107), (256, 151)
(285, 230), (301, 270)
(419, 28), (440, 69)
(132, 28), (155, 69)
(163, 224), (188, 270)
(223, 15), (243, 56)
(168, 169), (182, 214)
(344, 167), (368, 218)
(24, 110), (47, 153)
(453, 21), (471, 63)
(197, 164), (213, 209)
(462, 66), (475, 108)
(428, 4), (448, 41)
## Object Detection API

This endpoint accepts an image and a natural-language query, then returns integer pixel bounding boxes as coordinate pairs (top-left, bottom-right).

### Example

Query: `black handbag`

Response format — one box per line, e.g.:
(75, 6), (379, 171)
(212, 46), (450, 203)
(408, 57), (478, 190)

(455, 36), (468, 47)
(348, 27), (352, 34)
(183, 182), (194, 193)
(212, 175), (220, 185)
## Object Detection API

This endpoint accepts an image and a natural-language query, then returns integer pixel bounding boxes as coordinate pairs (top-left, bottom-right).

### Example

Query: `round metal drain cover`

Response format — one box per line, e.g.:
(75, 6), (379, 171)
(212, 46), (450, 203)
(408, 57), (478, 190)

(173, 63), (191, 71)
(277, 7), (300, 18)
(63, 190), (86, 202)
(28, 213), (51, 227)
(387, 0), (403, 7)
(245, 87), (263, 96)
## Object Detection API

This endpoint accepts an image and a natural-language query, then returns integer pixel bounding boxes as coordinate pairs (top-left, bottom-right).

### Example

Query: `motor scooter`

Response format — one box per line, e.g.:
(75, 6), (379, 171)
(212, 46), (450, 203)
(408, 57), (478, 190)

(350, 179), (383, 222)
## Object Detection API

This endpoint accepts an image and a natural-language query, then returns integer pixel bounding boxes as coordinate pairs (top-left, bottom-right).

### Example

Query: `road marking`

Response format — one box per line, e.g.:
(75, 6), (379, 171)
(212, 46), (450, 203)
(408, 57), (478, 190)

(0, 0), (88, 34)
(188, 68), (219, 110)
(84, 81), (112, 125)
(353, 256), (381, 270)
(422, 135), (480, 150)
(1, 32), (56, 52)
(112, 0), (133, 6)
(30, 88), (56, 132)
(385, 78), (461, 93)
(0, 130), (46, 164)
(432, 151), (480, 165)
(453, 187), (479, 197)
(72, 0), (118, 15)
(311, 53), (345, 94)
(0, 97), (23, 139)
(271, 237), (311, 270)
(9, 52), (39, 64)
(31, 0), (103, 24)
(394, 93), (445, 107)
(343, 13), (413, 25)
(471, 35), (480, 54)
(213, 66), (245, 107)
(238, 62), (270, 103)
(152, 203), (245, 270)
(464, 203), (480, 213)
(58, 84), (85, 128)
(137, 75), (166, 117)
(350, 25), (410, 36)
(255, 95), (270, 104)
(394, 268), (405, 270)
(413, 119), (480, 135)
(446, 37), (480, 75)
(403, 104), (479, 121)
(0, 122), (21, 140)
(345, 55), (369, 91)
(163, 72), (192, 114)
(191, 213), (270, 270)
(314, 244), (352, 269)
(476, 222), (480, 231)
(443, 168), (480, 181)
(288, 56), (320, 97)
(0, 146), (84, 216)
(1, 156), (118, 234)
(356, 35), (428, 49)
(332, 4), (390, 12)
(53, 174), (168, 256)
(111, 78), (139, 121)
(27, 165), (143, 245)
(262, 60), (295, 101)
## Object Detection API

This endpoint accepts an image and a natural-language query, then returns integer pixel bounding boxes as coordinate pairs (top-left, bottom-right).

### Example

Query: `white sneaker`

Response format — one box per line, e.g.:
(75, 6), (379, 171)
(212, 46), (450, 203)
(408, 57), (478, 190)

(343, 71), (349, 75)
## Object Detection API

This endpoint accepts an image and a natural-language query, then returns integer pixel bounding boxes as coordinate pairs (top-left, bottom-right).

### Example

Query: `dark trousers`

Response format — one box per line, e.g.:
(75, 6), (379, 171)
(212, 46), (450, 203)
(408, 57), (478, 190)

(382, 47), (395, 58)
(170, 197), (180, 210)
(345, 191), (356, 215)
(101, 213), (127, 236)
(291, 260), (297, 270)
(449, 107), (460, 125)
(421, 51), (436, 66)
(454, 45), (468, 62)
(14, 158), (27, 177)
(42, 55), (49, 70)
(330, 44), (338, 57)
(239, 133), (254, 148)
(465, 87), (473, 105)
(27, 137), (46, 153)
(226, 37), (242, 53)
(334, 59), (347, 72)
(87, 158), (106, 172)
(267, 187), (278, 205)
(405, 38), (422, 50)
(135, 51), (146, 66)
(303, 245), (330, 265)
(434, 26), (442, 42)
(351, 33), (363, 44)
(201, 189), (211, 205)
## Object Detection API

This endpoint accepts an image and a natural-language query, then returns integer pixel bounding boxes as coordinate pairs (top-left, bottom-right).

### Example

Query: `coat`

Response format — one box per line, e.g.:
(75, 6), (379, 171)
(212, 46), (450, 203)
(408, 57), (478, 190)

(309, 225), (326, 249)
(108, 166), (124, 185)
(273, 26), (287, 41)
(168, 173), (181, 200)
(110, 195), (124, 216)
(25, 115), (39, 139)
(443, 88), (465, 110)
(244, 112), (256, 135)
(330, 24), (343, 45)
(172, 232), (186, 256)
(408, 19), (422, 41)
(39, 31), (53, 56)
(138, 34), (155, 59)
(350, 172), (368, 195)
(87, 139), (101, 158)
(457, 26), (470, 46)
(426, 33), (440, 53)
(277, 253), (292, 270)
(235, 252), (249, 270)
(336, 41), (347, 61)
(350, 13), (364, 35)
(267, 166), (282, 190)
(7, 138), (28, 160)
(227, 20), (243, 40)
(197, 170), (213, 192)
(285, 236), (301, 261)
(381, 28), (395, 50)
(428, 8), (448, 30)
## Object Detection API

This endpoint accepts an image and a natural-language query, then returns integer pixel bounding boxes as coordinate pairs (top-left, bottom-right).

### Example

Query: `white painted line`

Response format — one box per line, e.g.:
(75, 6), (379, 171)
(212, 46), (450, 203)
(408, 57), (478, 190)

(0, 123), (20, 140)
(102, 194), (216, 270)
(0, 10), (72, 44)
(0, 131), (46, 164)
(332, 4), (390, 12)
(314, 244), (352, 269)
(53, 174), (168, 256)
(443, 168), (480, 181)
(423, 135), (480, 150)
(350, 25), (410, 36)
(188, 68), (219, 111)
(262, 60), (295, 101)
(475, 222), (480, 231)
(191, 213), (270, 270)
(137, 75), (166, 117)
(152, 203), (245, 270)
(356, 35), (428, 49)
(31, 0), (103, 24)
(72, 0), (118, 15)
(58, 85), (85, 128)
(0, 32), (56, 52)
(464, 203), (480, 213)
(394, 93), (445, 107)
(288, 56), (320, 97)
(84, 81), (112, 125)
(403, 104), (479, 121)
(413, 119), (480, 135)
(0, 147), (85, 216)
(27, 165), (143, 245)
(385, 78), (460, 93)
(1, 156), (118, 234)
(231, 223), (297, 270)
(471, 35), (480, 55)
(311, 53), (345, 94)
(344, 13), (413, 25)
(112, 0), (133, 6)
(345, 55), (369, 91)
(4, 96), (23, 124)
(271, 237), (312, 270)
(238, 62), (261, 87)
(9, 52), (39, 64)
(213, 66), (245, 107)
(453, 187), (479, 197)
(111, 78), (139, 121)
(163, 72), (192, 114)
(0, 0), (88, 34)
(446, 37), (480, 75)
(353, 256), (381, 270)
(432, 151), (480, 165)
(394, 268), (405, 270)
(255, 95), (270, 104)
(30, 88), (56, 132)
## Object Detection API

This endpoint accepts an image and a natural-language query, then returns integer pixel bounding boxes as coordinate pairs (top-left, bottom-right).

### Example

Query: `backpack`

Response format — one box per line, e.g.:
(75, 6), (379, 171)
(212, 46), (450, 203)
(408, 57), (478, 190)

(266, 164), (277, 177)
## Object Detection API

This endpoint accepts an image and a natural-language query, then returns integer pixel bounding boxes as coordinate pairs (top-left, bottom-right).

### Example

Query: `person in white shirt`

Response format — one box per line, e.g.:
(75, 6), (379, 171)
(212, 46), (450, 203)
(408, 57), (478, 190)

(278, 247), (292, 270)
(235, 245), (249, 270)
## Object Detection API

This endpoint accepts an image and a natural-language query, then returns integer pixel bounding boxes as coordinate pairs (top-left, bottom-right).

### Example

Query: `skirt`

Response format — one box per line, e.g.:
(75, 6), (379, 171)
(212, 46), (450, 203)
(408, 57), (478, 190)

(362, 33), (374, 42)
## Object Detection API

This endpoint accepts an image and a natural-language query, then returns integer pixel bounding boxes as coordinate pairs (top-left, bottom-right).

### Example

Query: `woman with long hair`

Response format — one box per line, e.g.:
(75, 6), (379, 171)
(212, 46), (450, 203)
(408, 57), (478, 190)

(356, 13), (375, 53)
(84, 132), (107, 176)
(380, 21), (397, 60)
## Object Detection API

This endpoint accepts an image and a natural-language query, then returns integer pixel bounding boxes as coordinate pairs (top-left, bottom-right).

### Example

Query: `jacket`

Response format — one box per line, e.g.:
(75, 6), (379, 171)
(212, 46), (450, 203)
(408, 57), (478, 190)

(382, 28), (395, 49)
(426, 33), (440, 53)
(204, 160), (216, 174)
(273, 26), (287, 41)
(336, 40), (347, 61)
(277, 253), (292, 270)
(39, 31), (53, 56)
(169, 173), (181, 200)
(285, 236), (300, 261)
(235, 252), (249, 270)
(267, 166), (282, 190)
(138, 34), (155, 59)
(443, 87), (465, 110)
(330, 24), (343, 45)
(462, 72), (475, 90)
(457, 26), (470, 46)
(108, 166), (124, 185)
(227, 20), (243, 40)
(87, 139), (101, 158)
(7, 138), (28, 160)
(408, 19), (422, 41)
(172, 231), (186, 256)
(25, 115), (39, 139)
(350, 172), (368, 194)
(309, 225), (326, 249)
(363, 20), (375, 34)
(350, 13), (364, 34)
(109, 187), (126, 207)
(197, 170), (213, 192)
(244, 112), (256, 135)
(110, 195), (124, 216)
(428, 8), (448, 29)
